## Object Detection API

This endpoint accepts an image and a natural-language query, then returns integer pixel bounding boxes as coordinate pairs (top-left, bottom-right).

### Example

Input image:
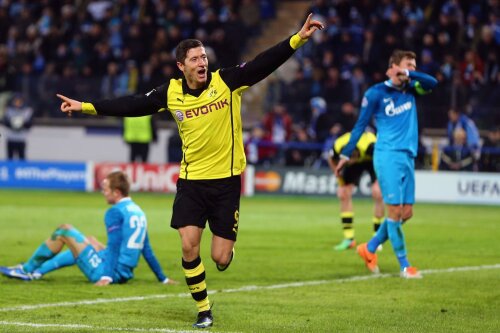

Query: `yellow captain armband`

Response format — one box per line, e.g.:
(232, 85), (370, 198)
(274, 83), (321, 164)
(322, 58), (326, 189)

(414, 82), (431, 95)
(81, 102), (97, 115)
(290, 33), (308, 50)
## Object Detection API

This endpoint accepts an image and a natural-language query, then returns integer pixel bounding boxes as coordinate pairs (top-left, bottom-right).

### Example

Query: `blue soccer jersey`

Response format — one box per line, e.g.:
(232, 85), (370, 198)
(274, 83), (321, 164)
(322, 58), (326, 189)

(341, 71), (438, 158)
(100, 197), (166, 282)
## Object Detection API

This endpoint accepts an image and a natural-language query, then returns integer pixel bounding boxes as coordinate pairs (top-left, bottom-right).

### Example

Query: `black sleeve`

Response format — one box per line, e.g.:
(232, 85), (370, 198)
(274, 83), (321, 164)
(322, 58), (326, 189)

(331, 146), (340, 162)
(93, 83), (170, 117)
(366, 143), (374, 159)
(219, 36), (296, 91)
(151, 115), (158, 142)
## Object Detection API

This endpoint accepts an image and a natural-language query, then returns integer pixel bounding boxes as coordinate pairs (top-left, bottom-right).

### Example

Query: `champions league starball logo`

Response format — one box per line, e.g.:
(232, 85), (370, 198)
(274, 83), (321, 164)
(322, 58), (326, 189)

(175, 110), (184, 121)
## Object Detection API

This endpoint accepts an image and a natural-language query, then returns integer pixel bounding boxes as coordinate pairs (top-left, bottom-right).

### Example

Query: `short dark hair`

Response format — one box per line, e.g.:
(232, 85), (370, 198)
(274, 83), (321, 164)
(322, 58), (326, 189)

(106, 171), (130, 197)
(388, 50), (417, 67)
(175, 39), (204, 63)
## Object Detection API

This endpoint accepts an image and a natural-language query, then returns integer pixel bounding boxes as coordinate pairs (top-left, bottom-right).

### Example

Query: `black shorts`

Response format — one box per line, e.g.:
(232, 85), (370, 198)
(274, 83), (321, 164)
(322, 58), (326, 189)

(171, 176), (241, 241)
(339, 161), (376, 186)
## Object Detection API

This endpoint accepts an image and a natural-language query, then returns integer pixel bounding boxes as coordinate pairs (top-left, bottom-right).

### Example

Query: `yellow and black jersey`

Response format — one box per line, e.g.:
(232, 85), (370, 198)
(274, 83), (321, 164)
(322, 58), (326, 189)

(82, 35), (307, 180)
(331, 132), (376, 163)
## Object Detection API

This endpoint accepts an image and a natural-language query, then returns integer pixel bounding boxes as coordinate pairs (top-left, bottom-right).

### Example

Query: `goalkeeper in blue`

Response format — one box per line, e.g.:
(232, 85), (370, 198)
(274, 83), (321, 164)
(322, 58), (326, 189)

(0, 171), (177, 286)
(336, 50), (437, 279)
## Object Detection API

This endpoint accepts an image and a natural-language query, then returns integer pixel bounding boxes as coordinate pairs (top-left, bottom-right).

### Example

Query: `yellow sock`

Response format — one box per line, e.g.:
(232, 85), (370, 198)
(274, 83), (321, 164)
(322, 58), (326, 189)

(341, 211), (354, 239)
(373, 216), (384, 234)
(182, 256), (210, 312)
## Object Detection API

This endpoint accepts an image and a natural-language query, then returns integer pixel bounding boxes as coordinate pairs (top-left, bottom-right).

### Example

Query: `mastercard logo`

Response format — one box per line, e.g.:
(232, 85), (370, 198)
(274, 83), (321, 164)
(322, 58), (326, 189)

(255, 171), (282, 192)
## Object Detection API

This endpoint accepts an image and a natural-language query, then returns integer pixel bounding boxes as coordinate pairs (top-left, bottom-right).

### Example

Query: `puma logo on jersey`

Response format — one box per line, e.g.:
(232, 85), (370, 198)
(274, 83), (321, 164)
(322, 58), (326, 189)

(185, 99), (229, 119)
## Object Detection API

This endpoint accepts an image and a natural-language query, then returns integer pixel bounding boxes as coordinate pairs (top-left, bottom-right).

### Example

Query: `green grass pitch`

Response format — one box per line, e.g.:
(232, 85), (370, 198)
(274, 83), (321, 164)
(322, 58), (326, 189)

(0, 189), (499, 332)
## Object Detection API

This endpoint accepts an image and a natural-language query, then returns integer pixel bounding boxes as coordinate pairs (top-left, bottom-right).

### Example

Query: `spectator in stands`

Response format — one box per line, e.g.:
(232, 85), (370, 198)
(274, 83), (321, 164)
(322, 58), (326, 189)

(283, 68), (313, 124)
(245, 125), (274, 166)
(239, 0), (261, 37)
(322, 67), (352, 112)
(331, 102), (358, 138)
(138, 61), (164, 94)
(447, 108), (481, 159)
(101, 62), (122, 99)
(0, 47), (15, 116)
(36, 62), (59, 117)
(459, 49), (484, 98)
(262, 103), (293, 165)
(307, 96), (332, 143)
(2, 93), (33, 160)
(263, 72), (284, 114)
(439, 127), (475, 171)
(285, 125), (316, 167)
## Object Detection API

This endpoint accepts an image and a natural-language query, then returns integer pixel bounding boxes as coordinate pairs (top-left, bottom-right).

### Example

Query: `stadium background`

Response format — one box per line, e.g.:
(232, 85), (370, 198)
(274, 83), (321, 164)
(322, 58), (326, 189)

(0, 0), (499, 168)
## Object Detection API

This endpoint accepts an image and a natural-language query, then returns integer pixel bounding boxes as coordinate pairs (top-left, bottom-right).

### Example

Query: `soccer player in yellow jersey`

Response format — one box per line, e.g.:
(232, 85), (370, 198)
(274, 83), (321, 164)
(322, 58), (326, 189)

(327, 132), (384, 251)
(57, 14), (324, 329)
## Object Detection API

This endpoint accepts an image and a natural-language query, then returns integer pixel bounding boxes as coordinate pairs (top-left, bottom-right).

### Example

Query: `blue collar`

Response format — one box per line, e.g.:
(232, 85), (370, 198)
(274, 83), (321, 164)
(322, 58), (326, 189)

(384, 80), (406, 91)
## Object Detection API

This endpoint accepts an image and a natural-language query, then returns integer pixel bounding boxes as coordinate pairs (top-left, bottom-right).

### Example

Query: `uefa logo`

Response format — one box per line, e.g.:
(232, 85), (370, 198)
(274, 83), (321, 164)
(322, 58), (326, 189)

(175, 110), (184, 121)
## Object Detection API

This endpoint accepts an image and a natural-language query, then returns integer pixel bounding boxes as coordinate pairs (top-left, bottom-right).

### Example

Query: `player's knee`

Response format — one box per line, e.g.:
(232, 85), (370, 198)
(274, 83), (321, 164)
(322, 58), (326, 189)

(52, 224), (74, 238)
(212, 251), (231, 266)
(388, 206), (403, 221)
(181, 243), (196, 256)
(402, 208), (413, 222)
(58, 223), (74, 230)
(371, 187), (382, 201)
(337, 188), (350, 202)
(181, 242), (200, 261)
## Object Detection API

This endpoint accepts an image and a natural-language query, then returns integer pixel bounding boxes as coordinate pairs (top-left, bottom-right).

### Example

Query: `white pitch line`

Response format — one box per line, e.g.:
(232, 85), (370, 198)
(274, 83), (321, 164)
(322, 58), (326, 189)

(0, 321), (227, 333)
(1, 263), (499, 313)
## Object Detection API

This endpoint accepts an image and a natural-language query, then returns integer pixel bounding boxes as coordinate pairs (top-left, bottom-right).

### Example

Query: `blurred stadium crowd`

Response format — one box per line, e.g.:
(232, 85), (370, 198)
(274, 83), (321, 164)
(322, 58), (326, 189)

(0, 0), (499, 171)
(0, 0), (276, 118)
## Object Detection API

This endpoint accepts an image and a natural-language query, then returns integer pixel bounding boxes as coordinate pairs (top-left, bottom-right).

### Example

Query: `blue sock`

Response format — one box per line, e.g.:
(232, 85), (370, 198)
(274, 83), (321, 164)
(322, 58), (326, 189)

(367, 220), (389, 253)
(387, 219), (410, 270)
(34, 250), (76, 276)
(22, 243), (55, 273)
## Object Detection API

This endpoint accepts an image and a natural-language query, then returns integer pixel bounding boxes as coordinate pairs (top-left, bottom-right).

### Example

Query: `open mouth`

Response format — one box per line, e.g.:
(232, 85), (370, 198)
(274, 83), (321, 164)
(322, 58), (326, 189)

(197, 68), (207, 79)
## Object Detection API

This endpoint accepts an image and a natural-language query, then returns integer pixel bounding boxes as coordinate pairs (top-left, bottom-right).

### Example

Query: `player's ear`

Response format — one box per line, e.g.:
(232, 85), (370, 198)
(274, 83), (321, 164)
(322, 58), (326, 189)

(176, 61), (184, 72)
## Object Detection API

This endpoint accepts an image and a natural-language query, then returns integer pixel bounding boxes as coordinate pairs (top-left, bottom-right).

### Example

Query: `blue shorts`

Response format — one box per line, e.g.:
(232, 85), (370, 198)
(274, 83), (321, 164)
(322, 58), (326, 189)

(76, 246), (134, 283)
(76, 245), (106, 283)
(373, 150), (415, 205)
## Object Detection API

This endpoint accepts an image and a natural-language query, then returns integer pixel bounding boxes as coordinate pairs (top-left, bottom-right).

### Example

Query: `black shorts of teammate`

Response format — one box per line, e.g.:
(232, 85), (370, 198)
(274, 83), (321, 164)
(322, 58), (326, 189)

(171, 175), (241, 241)
(338, 161), (377, 186)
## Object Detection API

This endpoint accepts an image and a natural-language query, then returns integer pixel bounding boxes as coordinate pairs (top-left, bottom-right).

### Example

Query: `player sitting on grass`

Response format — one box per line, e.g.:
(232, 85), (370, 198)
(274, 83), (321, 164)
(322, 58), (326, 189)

(0, 171), (177, 286)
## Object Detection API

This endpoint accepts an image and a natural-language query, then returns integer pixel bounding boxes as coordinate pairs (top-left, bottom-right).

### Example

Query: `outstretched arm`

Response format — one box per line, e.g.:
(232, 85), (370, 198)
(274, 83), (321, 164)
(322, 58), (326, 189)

(57, 83), (170, 117)
(220, 13), (324, 90)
